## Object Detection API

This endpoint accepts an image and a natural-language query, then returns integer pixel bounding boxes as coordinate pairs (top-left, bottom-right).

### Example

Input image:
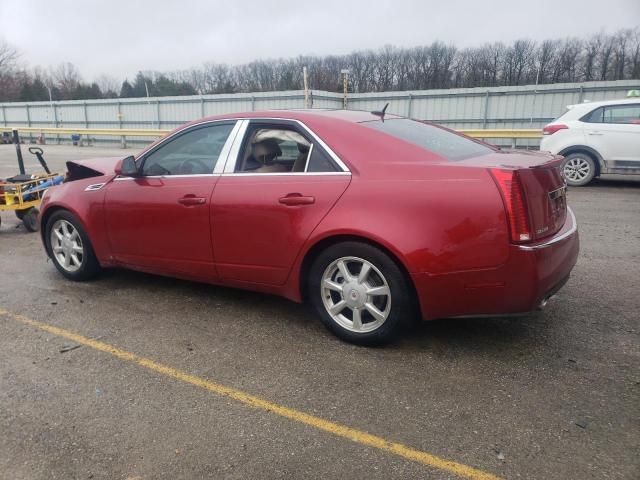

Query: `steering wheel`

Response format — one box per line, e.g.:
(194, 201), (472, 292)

(178, 158), (210, 174)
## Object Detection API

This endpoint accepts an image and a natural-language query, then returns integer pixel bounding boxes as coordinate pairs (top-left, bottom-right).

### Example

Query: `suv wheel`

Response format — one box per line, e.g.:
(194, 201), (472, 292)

(562, 153), (596, 186)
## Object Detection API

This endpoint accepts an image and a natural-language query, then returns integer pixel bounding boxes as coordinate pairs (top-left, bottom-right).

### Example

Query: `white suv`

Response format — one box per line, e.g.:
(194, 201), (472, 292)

(540, 98), (640, 186)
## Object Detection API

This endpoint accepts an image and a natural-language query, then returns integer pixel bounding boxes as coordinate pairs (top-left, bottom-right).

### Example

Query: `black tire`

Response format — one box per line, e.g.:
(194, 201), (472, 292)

(22, 207), (39, 232)
(45, 210), (101, 281)
(308, 241), (414, 345)
(15, 209), (27, 220)
(562, 153), (596, 186)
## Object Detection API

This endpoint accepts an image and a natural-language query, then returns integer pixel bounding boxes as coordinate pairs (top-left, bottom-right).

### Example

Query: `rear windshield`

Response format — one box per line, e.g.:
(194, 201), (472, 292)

(361, 118), (493, 161)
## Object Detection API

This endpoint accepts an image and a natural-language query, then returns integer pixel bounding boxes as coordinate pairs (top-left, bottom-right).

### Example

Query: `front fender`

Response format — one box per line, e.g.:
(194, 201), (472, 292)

(39, 177), (112, 265)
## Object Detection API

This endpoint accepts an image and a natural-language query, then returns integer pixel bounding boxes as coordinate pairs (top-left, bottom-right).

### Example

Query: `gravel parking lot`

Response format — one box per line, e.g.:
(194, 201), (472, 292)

(1, 144), (638, 479)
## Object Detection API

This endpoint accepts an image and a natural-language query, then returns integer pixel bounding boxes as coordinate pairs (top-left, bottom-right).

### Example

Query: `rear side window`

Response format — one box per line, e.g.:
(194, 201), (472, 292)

(361, 118), (493, 161)
(582, 107), (604, 123)
(307, 147), (339, 172)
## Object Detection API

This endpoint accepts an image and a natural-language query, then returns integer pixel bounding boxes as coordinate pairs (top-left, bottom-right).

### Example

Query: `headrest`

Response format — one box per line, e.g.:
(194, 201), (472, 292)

(252, 140), (282, 162)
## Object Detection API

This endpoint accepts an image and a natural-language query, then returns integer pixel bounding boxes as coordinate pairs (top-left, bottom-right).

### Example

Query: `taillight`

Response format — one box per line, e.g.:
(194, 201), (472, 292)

(489, 169), (532, 243)
(542, 124), (568, 135)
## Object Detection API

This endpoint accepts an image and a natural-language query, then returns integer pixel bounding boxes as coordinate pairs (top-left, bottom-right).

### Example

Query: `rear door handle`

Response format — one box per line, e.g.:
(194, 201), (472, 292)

(278, 193), (315, 206)
(587, 131), (603, 135)
(178, 195), (206, 206)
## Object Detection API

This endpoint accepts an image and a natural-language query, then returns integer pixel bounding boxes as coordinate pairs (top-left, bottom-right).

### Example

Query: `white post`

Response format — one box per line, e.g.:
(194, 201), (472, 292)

(303, 66), (309, 109)
(341, 69), (350, 110)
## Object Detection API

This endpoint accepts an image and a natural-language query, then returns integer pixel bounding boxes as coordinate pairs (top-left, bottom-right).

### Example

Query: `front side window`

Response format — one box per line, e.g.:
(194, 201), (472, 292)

(361, 118), (494, 161)
(142, 122), (235, 176)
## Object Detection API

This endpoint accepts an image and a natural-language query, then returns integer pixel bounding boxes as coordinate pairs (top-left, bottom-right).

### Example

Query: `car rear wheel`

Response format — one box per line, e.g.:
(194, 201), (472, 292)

(562, 153), (596, 186)
(45, 210), (101, 281)
(308, 242), (413, 345)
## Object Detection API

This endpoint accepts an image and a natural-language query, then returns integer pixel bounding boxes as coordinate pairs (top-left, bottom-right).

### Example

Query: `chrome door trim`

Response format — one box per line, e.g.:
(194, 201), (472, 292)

(223, 120), (249, 174)
(213, 120), (242, 174)
(114, 173), (221, 181)
(221, 172), (351, 177)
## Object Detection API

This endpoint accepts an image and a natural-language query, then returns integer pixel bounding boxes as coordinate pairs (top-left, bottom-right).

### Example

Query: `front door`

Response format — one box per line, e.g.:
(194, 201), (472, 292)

(212, 120), (351, 285)
(105, 121), (237, 279)
(584, 103), (640, 171)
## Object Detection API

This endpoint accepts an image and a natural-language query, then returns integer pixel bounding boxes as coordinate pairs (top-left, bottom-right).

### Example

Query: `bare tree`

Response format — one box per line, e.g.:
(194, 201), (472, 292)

(94, 74), (120, 97)
(51, 62), (82, 99)
(0, 38), (19, 72)
(1, 29), (639, 103)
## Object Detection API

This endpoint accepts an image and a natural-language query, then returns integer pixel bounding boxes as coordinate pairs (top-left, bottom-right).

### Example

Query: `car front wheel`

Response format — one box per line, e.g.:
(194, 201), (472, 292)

(45, 210), (101, 281)
(562, 153), (596, 186)
(308, 242), (414, 345)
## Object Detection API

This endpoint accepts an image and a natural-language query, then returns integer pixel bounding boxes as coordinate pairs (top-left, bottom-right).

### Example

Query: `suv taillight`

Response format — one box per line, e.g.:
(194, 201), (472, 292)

(489, 169), (531, 243)
(542, 124), (568, 135)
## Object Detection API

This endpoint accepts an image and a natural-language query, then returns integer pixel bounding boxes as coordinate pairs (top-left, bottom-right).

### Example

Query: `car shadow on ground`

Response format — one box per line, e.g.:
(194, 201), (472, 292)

(92, 268), (546, 358)
(585, 177), (640, 188)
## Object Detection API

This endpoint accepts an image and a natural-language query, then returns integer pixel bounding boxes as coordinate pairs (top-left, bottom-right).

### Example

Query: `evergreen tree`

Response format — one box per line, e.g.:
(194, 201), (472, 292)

(120, 80), (134, 97)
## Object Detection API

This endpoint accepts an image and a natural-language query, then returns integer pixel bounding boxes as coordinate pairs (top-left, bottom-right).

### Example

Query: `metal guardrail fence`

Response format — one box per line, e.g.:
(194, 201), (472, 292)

(0, 126), (542, 149)
(1, 80), (637, 149)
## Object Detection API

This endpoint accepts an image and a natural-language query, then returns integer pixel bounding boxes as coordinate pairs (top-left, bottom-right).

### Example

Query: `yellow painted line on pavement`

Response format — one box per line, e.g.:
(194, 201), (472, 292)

(1, 308), (501, 480)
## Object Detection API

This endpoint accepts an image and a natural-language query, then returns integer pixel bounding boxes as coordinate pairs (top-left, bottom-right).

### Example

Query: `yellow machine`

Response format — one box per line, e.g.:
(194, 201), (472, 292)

(0, 143), (62, 232)
(0, 173), (63, 231)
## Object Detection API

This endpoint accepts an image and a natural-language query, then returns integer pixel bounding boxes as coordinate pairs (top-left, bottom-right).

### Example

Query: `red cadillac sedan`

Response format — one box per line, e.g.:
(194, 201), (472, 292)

(39, 110), (579, 344)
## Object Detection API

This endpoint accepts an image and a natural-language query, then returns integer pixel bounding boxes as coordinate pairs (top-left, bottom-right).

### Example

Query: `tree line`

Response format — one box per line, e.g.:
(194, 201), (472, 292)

(1, 28), (638, 103)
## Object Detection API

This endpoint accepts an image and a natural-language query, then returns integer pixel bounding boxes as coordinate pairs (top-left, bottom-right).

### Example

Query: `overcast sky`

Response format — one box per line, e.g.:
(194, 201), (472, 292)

(1, 0), (638, 82)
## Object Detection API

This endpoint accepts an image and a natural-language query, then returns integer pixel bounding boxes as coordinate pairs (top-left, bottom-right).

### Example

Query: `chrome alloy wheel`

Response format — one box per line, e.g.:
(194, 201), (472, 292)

(50, 219), (84, 273)
(563, 156), (591, 183)
(321, 256), (392, 333)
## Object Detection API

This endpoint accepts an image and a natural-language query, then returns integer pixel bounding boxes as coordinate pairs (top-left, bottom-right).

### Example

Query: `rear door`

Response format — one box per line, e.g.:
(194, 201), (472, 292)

(212, 120), (351, 285)
(105, 121), (238, 279)
(583, 103), (640, 171)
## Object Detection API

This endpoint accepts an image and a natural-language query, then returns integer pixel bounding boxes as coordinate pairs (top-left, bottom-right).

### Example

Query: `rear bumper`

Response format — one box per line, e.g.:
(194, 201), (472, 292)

(412, 208), (579, 320)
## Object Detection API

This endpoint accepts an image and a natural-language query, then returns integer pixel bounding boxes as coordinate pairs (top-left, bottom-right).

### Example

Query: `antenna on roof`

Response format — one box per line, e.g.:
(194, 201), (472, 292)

(371, 103), (389, 122)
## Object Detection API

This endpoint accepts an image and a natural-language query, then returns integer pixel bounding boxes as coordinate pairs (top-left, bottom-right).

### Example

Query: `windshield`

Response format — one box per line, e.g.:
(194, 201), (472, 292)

(361, 118), (494, 161)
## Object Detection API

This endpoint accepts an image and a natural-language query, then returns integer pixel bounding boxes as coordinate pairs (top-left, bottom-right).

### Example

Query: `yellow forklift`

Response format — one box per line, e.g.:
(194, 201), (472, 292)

(0, 130), (63, 232)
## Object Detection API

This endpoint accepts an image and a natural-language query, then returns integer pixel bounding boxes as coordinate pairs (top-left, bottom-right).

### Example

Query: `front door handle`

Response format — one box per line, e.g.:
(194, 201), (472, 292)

(587, 131), (603, 135)
(178, 195), (206, 206)
(278, 193), (315, 206)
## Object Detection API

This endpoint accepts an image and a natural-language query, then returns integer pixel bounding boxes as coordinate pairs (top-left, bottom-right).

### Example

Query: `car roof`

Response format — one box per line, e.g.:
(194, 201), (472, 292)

(194, 108), (402, 125)
(567, 97), (640, 111)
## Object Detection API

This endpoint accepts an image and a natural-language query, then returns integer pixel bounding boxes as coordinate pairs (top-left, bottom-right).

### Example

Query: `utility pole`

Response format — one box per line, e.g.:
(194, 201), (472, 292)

(303, 66), (309, 109)
(46, 86), (54, 127)
(341, 69), (349, 109)
(530, 62), (541, 125)
(144, 80), (154, 128)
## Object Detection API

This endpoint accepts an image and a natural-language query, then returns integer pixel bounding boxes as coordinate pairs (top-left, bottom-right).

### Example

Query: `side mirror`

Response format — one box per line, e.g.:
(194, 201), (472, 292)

(114, 156), (139, 177)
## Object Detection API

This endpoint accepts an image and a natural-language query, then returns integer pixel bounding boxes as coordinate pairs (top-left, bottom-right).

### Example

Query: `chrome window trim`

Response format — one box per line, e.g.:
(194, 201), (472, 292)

(223, 120), (249, 174)
(113, 173), (220, 181)
(221, 172), (351, 177)
(518, 208), (577, 251)
(214, 121), (242, 174)
(303, 143), (314, 173)
(124, 115), (350, 179)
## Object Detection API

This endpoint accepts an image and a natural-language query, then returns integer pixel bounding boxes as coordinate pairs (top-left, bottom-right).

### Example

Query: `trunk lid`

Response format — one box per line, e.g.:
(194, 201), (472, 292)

(459, 150), (567, 242)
